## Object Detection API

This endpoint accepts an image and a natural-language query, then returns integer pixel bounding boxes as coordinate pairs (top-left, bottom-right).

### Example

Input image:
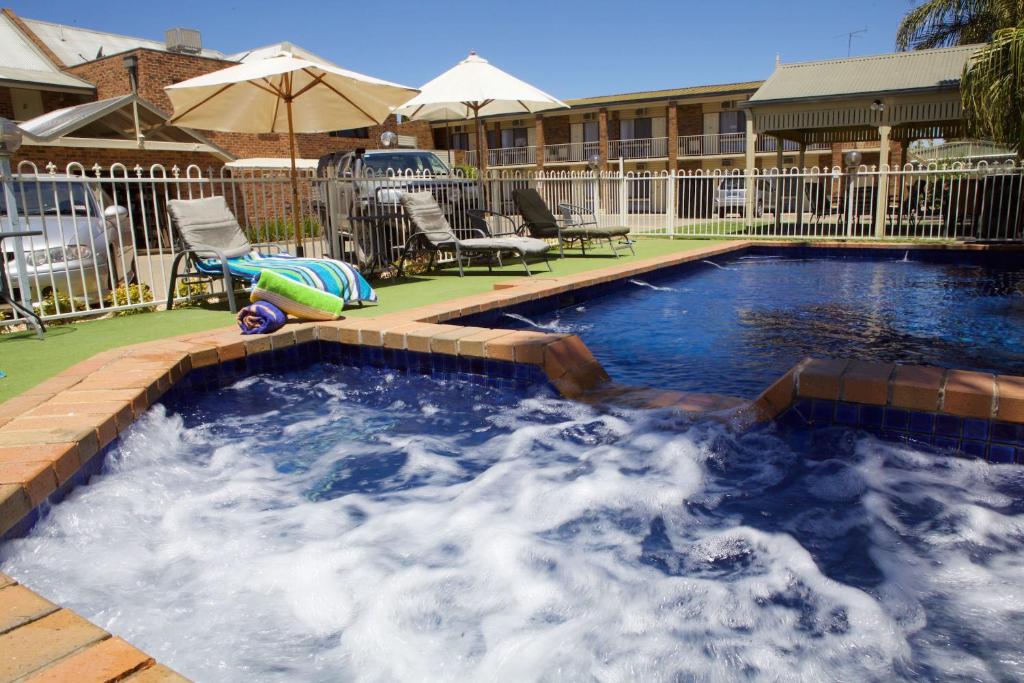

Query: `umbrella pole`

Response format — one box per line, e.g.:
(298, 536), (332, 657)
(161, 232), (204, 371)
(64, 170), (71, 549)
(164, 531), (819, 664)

(286, 97), (304, 257)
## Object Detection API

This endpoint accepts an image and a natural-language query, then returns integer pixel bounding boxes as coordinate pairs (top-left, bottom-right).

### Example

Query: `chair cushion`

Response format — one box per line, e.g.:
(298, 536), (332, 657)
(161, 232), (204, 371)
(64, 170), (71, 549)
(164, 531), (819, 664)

(167, 196), (252, 258)
(561, 225), (631, 238)
(459, 237), (550, 256)
(399, 192), (455, 246)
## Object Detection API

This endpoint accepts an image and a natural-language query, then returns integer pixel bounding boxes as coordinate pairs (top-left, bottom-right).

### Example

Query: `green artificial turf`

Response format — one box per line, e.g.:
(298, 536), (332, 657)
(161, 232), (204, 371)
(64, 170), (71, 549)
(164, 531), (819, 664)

(0, 237), (722, 402)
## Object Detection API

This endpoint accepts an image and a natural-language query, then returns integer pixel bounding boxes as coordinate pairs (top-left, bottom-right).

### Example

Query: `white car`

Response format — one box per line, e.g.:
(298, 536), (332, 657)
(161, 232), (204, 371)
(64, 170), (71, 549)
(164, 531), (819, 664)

(2, 176), (133, 305)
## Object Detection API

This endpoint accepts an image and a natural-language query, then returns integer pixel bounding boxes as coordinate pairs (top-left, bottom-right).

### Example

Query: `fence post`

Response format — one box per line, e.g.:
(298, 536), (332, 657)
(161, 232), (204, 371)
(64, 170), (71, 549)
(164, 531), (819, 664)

(664, 172), (676, 236)
(592, 172), (601, 220)
(618, 165), (627, 227)
(873, 125), (892, 238)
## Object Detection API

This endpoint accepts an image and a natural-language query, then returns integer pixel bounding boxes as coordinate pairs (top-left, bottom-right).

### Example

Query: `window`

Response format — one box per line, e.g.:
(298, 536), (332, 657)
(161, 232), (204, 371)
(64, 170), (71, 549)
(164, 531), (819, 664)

(450, 132), (470, 150)
(329, 127), (370, 138)
(583, 121), (599, 143)
(620, 117), (652, 140)
(500, 127), (529, 148)
(718, 111), (746, 135)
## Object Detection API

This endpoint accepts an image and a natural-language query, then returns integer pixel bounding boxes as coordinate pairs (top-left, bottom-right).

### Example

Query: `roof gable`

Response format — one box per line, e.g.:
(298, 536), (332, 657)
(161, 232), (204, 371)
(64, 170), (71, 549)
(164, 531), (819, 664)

(749, 44), (981, 104)
(0, 13), (94, 91)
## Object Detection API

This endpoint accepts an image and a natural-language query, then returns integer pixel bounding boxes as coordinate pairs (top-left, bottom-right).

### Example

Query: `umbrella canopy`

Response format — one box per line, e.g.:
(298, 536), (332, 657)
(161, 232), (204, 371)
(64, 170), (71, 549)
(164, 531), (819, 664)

(396, 52), (567, 170)
(166, 53), (418, 253)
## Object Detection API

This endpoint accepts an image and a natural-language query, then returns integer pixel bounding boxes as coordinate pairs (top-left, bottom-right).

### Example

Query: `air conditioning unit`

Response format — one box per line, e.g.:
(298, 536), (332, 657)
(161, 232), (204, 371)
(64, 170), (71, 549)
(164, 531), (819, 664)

(583, 113), (595, 121)
(721, 101), (734, 109)
(165, 28), (202, 54)
(636, 108), (649, 116)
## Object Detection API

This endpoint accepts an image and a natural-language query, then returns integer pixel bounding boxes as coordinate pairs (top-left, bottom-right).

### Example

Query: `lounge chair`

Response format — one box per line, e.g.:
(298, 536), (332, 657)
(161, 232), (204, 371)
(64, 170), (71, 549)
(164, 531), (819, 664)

(397, 192), (550, 277)
(165, 196), (376, 313)
(513, 188), (635, 257)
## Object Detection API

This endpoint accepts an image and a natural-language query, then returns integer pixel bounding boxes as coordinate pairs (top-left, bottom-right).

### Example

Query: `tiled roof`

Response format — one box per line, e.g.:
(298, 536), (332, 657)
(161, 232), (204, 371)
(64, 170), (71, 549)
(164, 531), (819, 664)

(749, 44), (981, 103)
(565, 81), (763, 108)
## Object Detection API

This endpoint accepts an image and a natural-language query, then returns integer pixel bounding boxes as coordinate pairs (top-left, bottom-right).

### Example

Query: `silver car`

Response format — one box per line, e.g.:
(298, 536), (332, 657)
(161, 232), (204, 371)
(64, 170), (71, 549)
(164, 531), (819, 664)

(2, 176), (132, 305)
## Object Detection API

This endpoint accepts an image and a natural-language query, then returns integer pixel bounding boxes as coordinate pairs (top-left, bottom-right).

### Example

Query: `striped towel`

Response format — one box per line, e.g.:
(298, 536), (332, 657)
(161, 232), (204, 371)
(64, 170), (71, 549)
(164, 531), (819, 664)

(197, 251), (377, 305)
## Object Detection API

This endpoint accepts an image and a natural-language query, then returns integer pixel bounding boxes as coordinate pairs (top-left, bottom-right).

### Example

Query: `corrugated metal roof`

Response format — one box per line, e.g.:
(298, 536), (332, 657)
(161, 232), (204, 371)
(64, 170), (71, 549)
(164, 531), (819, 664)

(0, 14), (94, 91)
(565, 81), (763, 108)
(749, 44), (981, 103)
(23, 17), (227, 66)
(19, 95), (136, 140)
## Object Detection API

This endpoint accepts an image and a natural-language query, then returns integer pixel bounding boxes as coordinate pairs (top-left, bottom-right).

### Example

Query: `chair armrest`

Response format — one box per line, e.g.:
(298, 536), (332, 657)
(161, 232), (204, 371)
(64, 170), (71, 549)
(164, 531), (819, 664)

(181, 244), (232, 264)
(0, 230), (43, 247)
(467, 209), (522, 237)
(407, 229), (457, 246)
(250, 242), (283, 254)
(557, 202), (599, 228)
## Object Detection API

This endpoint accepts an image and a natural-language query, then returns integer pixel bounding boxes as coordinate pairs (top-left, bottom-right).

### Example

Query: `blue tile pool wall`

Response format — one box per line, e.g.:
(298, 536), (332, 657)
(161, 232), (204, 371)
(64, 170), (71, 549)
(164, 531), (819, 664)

(164, 341), (554, 402)
(777, 398), (1024, 464)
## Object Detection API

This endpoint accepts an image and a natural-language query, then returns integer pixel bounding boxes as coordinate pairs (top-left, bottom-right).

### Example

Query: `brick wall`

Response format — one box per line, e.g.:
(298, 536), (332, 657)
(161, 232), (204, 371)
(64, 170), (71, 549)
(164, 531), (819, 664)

(63, 48), (432, 162)
(0, 88), (12, 120)
(544, 115), (570, 145)
(678, 104), (702, 136)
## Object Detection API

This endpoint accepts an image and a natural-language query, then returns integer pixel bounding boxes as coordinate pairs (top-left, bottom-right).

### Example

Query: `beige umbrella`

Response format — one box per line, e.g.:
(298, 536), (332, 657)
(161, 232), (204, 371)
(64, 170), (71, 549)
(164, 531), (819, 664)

(396, 52), (568, 172)
(166, 53), (418, 254)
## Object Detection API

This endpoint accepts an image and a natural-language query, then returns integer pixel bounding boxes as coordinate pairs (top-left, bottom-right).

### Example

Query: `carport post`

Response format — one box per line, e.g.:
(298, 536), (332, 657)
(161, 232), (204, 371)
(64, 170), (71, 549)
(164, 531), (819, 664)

(744, 117), (757, 227)
(873, 125), (891, 238)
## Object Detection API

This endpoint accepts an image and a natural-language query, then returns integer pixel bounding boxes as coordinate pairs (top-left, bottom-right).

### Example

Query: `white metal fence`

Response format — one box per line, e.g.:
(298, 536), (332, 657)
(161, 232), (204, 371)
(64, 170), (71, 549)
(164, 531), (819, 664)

(2, 159), (1021, 327)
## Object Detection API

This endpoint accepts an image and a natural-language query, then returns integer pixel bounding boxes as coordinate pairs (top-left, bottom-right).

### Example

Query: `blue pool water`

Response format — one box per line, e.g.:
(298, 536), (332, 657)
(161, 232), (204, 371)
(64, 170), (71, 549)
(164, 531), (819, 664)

(3, 364), (1024, 681)
(483, 251), (1024, 397)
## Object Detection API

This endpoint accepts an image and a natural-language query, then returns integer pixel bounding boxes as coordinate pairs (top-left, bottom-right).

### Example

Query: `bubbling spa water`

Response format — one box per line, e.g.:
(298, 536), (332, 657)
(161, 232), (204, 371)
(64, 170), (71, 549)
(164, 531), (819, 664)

(3, 365), (1024, 682)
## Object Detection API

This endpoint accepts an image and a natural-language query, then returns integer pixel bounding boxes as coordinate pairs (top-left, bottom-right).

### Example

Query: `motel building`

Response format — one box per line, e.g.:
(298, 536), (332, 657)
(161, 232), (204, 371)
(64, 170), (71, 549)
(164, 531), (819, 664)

(432, 44), (982, 179)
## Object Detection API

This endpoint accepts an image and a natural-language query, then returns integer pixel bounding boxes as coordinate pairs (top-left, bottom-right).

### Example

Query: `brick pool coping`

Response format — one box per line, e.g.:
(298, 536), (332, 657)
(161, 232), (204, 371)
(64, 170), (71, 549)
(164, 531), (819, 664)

(2, 238), (1024, 680)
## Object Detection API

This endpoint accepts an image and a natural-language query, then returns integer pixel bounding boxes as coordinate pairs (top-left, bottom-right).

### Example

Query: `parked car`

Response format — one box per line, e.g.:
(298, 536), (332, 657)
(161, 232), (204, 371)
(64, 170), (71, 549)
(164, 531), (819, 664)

(713, 176), (772, 218)
(1, 176), (133, 306)
(317, 148), (478, 212)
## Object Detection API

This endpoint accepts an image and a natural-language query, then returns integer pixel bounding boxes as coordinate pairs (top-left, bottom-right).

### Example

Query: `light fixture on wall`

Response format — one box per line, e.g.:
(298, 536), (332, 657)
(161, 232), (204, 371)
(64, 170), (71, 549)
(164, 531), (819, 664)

(843, 150), (863, 167)
(380, 131), (397, 148)
(587, 153), (601, 172)
(870, 99), (886, 112)
(0, 118), (23, 155)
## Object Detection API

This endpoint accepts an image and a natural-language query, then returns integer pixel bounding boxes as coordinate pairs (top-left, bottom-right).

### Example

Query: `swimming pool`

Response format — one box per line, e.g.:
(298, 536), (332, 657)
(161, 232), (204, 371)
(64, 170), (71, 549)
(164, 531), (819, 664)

(461, 248), (1024, 398)
(3, 363), (1024, 682)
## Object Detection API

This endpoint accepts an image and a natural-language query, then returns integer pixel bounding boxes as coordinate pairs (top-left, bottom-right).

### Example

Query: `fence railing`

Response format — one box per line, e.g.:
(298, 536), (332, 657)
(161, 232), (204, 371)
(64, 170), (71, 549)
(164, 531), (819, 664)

(487, 146), (536, 167)
(544, 141), (600, 164)
(3, 160), (1021, 327)
(678, 133), (831, 157)
(609, 137), (669, 160)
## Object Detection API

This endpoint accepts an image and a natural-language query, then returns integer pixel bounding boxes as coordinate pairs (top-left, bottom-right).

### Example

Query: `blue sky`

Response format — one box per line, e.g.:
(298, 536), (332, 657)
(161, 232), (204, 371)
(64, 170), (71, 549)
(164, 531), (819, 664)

(11, 0), (912, 98)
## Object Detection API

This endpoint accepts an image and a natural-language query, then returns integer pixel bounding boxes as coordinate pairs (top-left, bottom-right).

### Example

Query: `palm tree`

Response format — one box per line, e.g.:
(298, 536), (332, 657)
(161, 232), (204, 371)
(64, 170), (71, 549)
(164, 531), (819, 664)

(896, 0), (1022, 50)
(960, 26), (1024, 152)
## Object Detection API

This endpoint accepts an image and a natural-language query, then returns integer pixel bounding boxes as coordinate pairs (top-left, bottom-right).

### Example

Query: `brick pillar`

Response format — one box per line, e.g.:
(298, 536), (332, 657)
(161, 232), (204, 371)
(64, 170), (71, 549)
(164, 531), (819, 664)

(598, 107), (609, 171)
(666, 101), (679, 172)
(534, 113), (545, 171)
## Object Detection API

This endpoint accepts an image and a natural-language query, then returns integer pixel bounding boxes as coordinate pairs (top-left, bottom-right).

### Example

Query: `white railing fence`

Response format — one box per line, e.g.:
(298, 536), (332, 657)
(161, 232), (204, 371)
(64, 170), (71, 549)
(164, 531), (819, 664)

(609, 137), (669, 160)
(2, 160), (1021, 327)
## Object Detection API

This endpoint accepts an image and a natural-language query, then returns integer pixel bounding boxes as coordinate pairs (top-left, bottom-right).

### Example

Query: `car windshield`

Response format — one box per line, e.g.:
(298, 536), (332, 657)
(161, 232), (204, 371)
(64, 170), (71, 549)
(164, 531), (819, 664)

(720, 177), (746, 189)
(363, 153), (449, 175)
(0, 181), (95, 216)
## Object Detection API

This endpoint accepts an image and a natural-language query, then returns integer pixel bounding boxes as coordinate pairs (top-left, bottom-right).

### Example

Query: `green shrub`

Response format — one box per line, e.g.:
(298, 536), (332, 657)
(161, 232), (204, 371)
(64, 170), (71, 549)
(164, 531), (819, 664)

(175, 280), (211, 307)
(453, 164), (478, 179)
(246, 217), (321, 243)
(32, 291), (79, 323)
(107, 283), (156, 315)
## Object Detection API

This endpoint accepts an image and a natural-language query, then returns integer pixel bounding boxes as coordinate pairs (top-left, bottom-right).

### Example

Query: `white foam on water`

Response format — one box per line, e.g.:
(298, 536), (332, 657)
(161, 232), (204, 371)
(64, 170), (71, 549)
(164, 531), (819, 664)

(701, 260), (734, 271)
(2, 386), (1024, 683)
(502, 312), (571, 333)
(628, 279), (677, 292)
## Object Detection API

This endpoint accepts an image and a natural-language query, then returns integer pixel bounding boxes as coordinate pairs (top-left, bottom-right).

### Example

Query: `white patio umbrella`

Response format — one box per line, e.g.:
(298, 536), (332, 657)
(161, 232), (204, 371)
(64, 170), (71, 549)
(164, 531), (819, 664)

(396, 52), (568, 172)
(166, 53), (418, 254)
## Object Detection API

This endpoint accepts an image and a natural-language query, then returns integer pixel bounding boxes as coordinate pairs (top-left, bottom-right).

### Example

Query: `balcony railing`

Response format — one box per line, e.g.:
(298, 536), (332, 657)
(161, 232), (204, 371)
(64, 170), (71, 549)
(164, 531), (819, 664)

(678, 133), (830, 157)
(544, 141), (600, 164)
(609, 137), (668, 160)
(489, 146), (536, 167)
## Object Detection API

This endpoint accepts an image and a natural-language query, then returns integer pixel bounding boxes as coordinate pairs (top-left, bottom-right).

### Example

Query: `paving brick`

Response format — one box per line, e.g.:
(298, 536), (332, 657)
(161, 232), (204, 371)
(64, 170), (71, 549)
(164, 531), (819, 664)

(456, 329), (515, 358)
(797, 358), (849, 401)
(25, 636), (154, 683)
(123, 663), (191, 682)
(381, 323), (434, 350)
(428, 327), (481, 356)
(840, 361), (894, 406)
(543, 336), (596, 381)
(0, 484), (31, 537)
(0, 460), (58, 507)
(0, 584), (58, 635)
(269, 330), (297, 350)
(0, 610), (108, 681)
(755, 368), (797, 419)
(942, 370), (996, 419)
(0, 395), (48, 421)
(403, 324), (461, 354)
(890, 365), (946, 412)
(0, 444), (79, 485)
(996, 374), (1024, 423)
(483, 330), (557, 364)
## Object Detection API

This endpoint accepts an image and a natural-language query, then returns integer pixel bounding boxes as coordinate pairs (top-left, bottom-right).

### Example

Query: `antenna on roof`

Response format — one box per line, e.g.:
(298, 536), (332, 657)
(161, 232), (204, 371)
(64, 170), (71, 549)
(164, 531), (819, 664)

(834, 27), (867, 57)
(775, 53), (781, 67)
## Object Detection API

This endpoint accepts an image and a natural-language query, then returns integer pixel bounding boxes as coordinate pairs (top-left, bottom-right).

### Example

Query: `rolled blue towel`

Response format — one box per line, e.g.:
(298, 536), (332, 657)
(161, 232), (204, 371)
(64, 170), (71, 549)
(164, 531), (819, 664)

(237, 301), (287, 335)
